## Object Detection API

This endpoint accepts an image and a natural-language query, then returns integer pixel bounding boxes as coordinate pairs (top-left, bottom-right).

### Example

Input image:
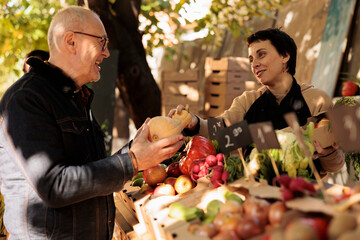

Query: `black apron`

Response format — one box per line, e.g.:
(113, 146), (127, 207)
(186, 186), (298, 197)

(244, 78), (311, 129)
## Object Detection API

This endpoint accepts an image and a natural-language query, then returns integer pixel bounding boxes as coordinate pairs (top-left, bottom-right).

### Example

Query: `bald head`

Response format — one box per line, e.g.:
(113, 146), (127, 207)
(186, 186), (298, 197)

(48, 6), (100, 52)
(46, 6), (109, 87)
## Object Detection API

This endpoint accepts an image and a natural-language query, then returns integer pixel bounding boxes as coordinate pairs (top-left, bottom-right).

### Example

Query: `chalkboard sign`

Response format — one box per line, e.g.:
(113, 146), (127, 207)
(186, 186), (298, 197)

(216, 120), (253, 154)
(248, 122), (280, 151)
(311, 0), (356, 96)
(327, 105), (360, 152)
(208, 117), (225, 140)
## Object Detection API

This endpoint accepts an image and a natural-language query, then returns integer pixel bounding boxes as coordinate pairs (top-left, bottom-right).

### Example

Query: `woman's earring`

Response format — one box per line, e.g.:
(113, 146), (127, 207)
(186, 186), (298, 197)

(282, 66), (286, 73)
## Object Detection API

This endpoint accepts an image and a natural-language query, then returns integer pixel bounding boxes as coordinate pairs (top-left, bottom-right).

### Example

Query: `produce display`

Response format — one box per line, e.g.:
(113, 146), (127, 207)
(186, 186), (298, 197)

(120, 109), (360, 240)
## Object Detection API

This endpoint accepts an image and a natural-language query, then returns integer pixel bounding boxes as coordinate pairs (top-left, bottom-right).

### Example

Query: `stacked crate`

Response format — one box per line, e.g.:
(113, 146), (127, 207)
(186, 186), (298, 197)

(161, 70), (199, 116)
(204, 57), (258, 117)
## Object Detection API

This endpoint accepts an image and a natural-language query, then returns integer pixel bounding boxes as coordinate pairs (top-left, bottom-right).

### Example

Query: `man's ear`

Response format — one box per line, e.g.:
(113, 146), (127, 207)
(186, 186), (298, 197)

(63, 31), (76, 53)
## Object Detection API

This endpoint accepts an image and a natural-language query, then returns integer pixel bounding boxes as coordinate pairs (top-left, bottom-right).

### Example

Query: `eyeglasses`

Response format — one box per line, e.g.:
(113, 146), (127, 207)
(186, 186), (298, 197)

(73, 31), (109, 51)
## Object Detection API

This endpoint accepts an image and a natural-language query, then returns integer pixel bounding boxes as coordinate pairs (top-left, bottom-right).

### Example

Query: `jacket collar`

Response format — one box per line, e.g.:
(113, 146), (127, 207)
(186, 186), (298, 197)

(27, 57), (78, 94)
(27, 57), (94, 103)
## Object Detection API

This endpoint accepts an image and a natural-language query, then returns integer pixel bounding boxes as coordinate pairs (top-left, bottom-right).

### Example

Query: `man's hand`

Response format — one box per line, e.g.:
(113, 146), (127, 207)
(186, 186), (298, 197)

(130, 120), (185, 171)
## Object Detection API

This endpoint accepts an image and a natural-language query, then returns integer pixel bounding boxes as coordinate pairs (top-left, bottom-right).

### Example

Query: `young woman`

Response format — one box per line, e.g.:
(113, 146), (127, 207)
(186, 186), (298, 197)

(170, 28), (344, 175)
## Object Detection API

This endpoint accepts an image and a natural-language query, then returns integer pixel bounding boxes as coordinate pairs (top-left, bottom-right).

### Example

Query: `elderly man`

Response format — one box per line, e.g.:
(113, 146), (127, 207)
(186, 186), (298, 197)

(0, 6), (184, 239)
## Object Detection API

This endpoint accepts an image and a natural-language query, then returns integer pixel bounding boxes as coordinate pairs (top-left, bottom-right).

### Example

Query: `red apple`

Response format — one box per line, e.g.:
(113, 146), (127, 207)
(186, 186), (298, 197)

(143, 164), (167, 186)
(153, 183), (176, 197)
(342, 81), (359, 96)
(166, 162), (182, 177)
(174, 175), (194, 194)
(139, 184), (154, 195)
(164, 177), (177, 188)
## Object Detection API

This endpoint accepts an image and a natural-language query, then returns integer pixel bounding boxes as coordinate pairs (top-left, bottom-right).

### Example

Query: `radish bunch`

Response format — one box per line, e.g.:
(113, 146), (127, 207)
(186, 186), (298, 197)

(190, 153), (230, 188)
(273, 174), (317, 201)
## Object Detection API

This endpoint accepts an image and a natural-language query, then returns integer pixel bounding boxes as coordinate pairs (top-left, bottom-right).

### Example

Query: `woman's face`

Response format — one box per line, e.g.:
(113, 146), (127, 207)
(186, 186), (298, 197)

(248, 40), (289, 87)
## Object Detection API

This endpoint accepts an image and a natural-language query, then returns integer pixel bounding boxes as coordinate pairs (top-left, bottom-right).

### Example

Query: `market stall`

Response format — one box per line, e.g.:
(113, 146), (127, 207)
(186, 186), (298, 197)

(113, 103), (360, 240)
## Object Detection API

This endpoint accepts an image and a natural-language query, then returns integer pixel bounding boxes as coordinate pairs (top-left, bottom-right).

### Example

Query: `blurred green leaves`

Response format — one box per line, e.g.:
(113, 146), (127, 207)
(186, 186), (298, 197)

(0, 0), (290, 97)
(0, 0), (76, 96)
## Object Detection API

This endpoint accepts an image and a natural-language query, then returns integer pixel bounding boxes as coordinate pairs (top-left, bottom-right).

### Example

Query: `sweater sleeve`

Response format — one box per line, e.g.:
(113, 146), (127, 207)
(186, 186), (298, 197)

(301, 84), (345, 173)
(318, 149), (345, 173)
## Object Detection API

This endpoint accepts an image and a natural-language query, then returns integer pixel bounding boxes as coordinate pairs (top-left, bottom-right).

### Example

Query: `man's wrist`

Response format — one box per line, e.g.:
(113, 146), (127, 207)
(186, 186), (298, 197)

(127, 150), (138, 176)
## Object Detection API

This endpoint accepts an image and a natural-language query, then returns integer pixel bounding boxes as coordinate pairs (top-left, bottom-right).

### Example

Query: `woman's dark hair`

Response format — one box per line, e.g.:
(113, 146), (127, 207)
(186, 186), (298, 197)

(246, 28), (297, 76)
(23, 49), (49, 73)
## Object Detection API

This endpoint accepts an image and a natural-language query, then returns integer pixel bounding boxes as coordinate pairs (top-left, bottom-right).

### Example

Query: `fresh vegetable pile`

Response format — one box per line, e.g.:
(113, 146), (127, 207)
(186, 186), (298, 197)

(130, 136), (246, 196)
(126, 122), (360, 240)
(247, 122), (316, 182)
(273, 174), (317, 201)
(166, 188), (336, 240)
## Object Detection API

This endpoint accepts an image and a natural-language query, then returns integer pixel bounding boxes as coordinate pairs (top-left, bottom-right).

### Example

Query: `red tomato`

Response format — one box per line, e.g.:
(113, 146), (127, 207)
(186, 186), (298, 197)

(342, 81), (359, 96)
(179, 136), (216, 175)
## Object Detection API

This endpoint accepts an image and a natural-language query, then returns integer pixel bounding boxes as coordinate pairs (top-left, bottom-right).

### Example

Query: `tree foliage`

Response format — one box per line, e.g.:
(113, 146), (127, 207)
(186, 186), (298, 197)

(139, 0), (291, 57)
(0, 0), (76, 95)
(0, 0), (290, 99)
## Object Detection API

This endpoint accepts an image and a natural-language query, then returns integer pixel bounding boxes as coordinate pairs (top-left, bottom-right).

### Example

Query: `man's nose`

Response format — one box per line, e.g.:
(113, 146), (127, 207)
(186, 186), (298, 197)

(102, 48), (110, 58)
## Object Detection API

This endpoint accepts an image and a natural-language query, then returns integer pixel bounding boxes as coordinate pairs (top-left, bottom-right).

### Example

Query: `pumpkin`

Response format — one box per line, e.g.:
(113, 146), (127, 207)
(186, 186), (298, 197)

(179, 136), (216, 175)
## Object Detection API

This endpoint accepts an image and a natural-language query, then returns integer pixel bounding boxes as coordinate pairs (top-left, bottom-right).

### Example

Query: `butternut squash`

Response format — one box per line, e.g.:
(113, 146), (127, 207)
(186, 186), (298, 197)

(172, 109), (192, 130)
(148, 116), (181, 141)
(148, 106), (193, 141)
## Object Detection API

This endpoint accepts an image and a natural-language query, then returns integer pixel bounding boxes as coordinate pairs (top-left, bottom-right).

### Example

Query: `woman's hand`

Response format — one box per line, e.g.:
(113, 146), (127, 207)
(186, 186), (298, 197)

(313, 141), (338, 158)
(130, 119), (185, 171)
(168, 104), (198, 131)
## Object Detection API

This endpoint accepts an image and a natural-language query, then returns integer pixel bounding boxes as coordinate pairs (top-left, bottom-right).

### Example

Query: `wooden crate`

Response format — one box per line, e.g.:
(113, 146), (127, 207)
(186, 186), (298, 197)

(205, 80), (245, 96)
(114, 192), (138, 233)
(204, 57), (259, 117)
(161, 70), (200, 116)
(162, 70), (198, 82)
(204, 69), (249, 83)
(204, 80), (260, 118)
(205, 57), (250, 72)
(204, 94), (237, 118)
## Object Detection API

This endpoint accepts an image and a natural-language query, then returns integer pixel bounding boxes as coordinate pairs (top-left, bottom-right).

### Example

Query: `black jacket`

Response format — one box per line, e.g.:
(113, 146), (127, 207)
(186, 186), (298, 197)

(0, 58), (134, 239)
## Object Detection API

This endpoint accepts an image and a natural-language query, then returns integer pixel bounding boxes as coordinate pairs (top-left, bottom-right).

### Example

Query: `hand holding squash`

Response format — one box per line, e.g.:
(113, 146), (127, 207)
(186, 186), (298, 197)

(130, 120), (185, 171)
(148, 105), (192, 142)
